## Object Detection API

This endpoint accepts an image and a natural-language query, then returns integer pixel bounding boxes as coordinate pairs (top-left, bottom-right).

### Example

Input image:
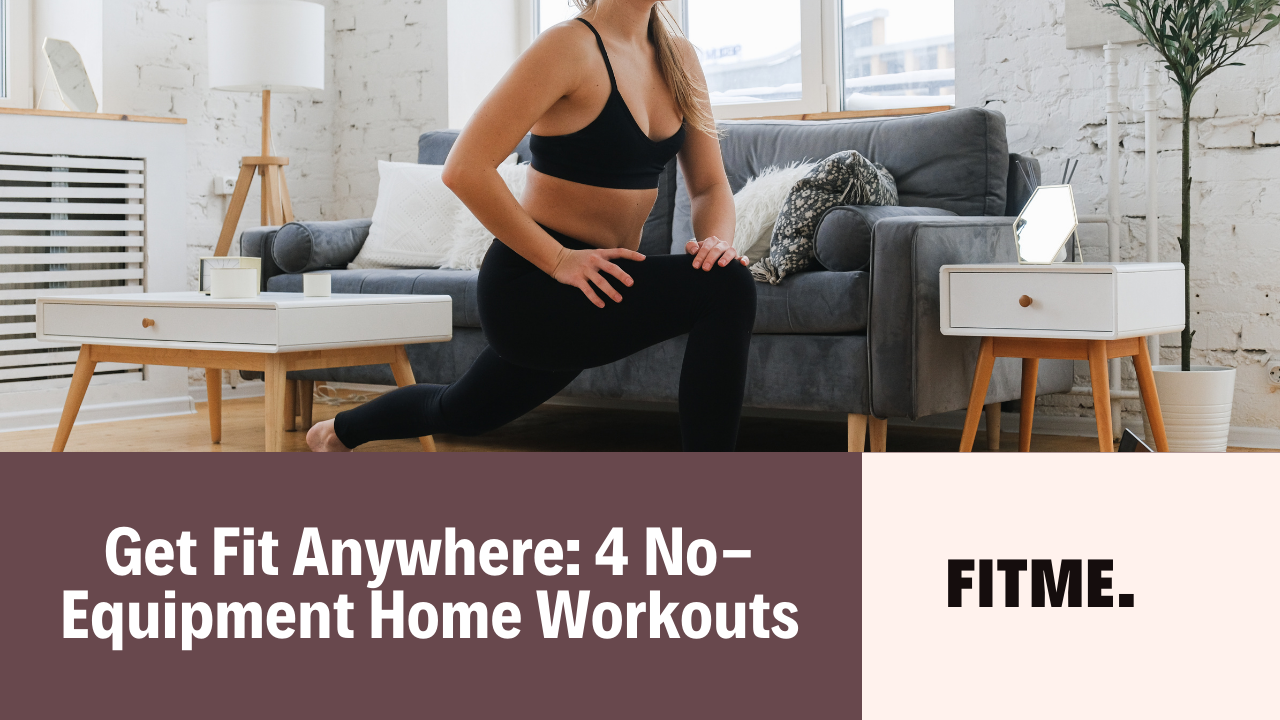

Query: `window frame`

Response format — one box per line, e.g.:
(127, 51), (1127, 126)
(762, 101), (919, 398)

(524, 0), (961, 120)
(0, 0), (32, 109)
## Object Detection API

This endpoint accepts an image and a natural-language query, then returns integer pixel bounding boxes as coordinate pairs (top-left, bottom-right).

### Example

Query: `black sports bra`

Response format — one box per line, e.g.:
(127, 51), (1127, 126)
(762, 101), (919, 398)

(529, 18), (686, 191)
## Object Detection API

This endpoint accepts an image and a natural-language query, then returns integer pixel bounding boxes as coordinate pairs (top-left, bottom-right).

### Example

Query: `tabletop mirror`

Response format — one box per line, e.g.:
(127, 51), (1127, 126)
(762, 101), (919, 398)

(43, 38), (99, 113)
(1013, 184), (1082, 264)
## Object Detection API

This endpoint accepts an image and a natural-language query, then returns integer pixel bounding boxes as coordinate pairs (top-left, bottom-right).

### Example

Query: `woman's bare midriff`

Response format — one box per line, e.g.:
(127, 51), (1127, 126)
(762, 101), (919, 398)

(522, 167), (659, 251)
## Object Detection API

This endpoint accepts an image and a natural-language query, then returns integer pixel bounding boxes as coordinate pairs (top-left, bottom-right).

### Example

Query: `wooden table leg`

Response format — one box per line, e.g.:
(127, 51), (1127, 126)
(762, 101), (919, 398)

(299, 380), (315, 431)
(960, 337), (996, 452)
(1087, 340), (1115, 452)
(389, 346), (437, 452)
(847, 414), (867, 452)
(264, 354), (288, 452)
(1019, 358), (1039, 452)
(52, 345), (98, 452)
(1133, 337), (1169, 452)
(984, 402), (1001, 451)
(284, 378), (297, 432)
(205, 368), (222, 444)
(868, 417), (888, 452)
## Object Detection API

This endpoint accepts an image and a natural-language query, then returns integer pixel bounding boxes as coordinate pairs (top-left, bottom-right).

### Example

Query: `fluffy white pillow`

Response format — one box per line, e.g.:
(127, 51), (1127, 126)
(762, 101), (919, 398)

(349, 160), (527, 270)
(444, 163), (529, 270)
(732, 162), (815, 262)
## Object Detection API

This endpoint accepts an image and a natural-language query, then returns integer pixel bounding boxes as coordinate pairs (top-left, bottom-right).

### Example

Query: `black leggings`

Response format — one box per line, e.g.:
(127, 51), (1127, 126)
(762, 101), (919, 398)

(333, 227), (757, 451)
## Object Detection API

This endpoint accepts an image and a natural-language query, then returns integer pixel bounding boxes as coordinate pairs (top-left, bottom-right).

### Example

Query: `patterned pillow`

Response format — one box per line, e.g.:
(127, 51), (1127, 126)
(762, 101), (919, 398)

(749, 150), (897, 285)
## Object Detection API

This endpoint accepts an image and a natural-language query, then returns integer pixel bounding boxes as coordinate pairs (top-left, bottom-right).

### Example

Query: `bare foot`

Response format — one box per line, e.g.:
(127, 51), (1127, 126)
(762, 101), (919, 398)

(306, 419), (352, 452)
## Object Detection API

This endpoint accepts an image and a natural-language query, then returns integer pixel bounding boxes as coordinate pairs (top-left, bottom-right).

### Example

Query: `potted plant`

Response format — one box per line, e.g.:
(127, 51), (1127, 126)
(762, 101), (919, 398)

(1100, 0), (1279, 450)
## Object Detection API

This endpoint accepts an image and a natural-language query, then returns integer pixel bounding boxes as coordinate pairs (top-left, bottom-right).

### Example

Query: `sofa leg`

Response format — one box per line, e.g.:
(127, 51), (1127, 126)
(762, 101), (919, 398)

(869, 417), (888, 452)
(847, 414), (867, 452)
(984, 402), (1002, 451)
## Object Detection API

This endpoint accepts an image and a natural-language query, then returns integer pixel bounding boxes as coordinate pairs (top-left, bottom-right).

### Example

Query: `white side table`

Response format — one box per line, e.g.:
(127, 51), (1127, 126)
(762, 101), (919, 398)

(939, 263), (1185, 452)
(37, 292), (452, 452)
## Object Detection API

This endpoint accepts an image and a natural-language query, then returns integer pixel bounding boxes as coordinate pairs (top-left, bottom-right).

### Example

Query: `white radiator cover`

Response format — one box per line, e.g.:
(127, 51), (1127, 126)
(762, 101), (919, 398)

(0, 113), (191, 432)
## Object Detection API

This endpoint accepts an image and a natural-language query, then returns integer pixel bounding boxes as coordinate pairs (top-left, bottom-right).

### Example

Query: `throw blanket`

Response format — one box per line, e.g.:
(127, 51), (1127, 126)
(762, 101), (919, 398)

(750, 150), (897, 285)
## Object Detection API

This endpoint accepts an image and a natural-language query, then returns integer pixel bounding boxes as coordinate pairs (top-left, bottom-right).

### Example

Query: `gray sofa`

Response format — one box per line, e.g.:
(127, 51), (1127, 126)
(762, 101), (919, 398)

(241, 107), (1071, 450)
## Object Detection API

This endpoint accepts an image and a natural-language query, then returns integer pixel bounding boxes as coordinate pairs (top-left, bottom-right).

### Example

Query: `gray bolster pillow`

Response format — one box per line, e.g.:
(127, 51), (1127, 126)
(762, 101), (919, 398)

(814, 205), (957, 272)
(271, 219), (373, 274)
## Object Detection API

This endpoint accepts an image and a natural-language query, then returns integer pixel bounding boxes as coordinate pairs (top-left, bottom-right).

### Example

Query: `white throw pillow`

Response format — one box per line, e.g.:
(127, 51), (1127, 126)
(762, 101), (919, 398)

(349, 160), (529, 270)
(443, 162), (529, 270)
(731, 162), (816, 262)
(349, 161), (459, 269)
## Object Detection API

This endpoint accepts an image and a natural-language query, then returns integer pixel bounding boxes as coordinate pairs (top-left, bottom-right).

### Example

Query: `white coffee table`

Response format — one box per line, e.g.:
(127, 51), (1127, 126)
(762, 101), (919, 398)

(939, 262), (1184, 452)
(36, 292), (452, 452)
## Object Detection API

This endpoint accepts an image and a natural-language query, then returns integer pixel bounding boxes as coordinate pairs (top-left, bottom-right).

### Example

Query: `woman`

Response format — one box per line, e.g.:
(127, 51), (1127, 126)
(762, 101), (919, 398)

(307, 0), (754, 452)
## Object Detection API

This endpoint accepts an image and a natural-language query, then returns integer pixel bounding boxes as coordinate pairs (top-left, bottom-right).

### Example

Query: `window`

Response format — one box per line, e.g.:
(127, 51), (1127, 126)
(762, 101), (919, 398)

(0, 0), (30, 108)
(683, 0), (953, 118)
(525, 1), (954, 118)
(683, 0), (823, 118)
(1, 0), (9, 99)
(840, 1), (955, 111)
(685, 0), (803, 105)
(1, 0), (10, 100)
(536, 0), (580, 34)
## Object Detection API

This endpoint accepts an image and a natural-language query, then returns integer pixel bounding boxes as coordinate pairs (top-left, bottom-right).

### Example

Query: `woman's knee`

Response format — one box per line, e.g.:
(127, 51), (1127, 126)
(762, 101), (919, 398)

(706, 261), (757, 317)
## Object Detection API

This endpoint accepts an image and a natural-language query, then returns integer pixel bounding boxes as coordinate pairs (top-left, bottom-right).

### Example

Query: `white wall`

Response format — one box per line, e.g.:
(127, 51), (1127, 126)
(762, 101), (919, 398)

(33, 0), (104, 111)
(446, 0), (520, 129)
(956, 0), (1280, 434)
(328, 0), (451, 221)
(327, 0), (522, 221)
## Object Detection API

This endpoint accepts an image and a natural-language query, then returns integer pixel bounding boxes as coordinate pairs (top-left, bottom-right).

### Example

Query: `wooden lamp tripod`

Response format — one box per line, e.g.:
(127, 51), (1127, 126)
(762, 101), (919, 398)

(205, 0), (326, 440)
(213, 89), (294, 257)
(207, 0), (325, 257)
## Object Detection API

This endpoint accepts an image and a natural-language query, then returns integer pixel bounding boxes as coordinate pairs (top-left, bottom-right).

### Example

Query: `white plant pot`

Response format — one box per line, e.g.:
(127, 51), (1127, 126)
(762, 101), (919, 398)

(1151, 366), (1236, 452)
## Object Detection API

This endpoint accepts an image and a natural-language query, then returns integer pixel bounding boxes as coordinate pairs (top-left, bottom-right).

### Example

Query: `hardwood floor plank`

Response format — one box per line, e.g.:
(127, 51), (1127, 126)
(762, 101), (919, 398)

(0, 396), (1269, 452)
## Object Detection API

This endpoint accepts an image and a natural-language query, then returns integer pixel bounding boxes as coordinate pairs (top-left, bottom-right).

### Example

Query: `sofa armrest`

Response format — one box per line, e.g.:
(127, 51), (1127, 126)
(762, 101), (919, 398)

(867, 215), (1072, 420)
(240, 225), (284, 291)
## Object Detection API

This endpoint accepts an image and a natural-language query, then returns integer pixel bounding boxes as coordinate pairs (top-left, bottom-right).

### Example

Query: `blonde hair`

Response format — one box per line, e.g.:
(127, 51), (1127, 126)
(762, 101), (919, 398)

(570, 1), (717, 136)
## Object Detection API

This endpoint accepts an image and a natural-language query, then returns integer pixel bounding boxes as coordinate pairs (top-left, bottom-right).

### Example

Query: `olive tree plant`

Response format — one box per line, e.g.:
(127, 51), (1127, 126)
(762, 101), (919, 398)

(1097, 0), (1280, 370)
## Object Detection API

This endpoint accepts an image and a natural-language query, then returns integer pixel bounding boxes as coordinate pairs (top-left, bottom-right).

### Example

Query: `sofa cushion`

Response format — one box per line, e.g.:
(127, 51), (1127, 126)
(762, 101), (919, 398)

(418, 130), (676, 257)
(267, 268), (482, 328)
(674, 108), (1009, 251)
(814, 205), (956, 272)
(272, 219), (372, 274)
(752, 269), (867, 334)
(268, 265), (865, 335)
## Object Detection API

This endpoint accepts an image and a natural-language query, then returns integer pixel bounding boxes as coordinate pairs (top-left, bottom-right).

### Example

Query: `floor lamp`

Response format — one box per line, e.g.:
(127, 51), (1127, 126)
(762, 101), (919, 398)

(208, 0), (325, 257)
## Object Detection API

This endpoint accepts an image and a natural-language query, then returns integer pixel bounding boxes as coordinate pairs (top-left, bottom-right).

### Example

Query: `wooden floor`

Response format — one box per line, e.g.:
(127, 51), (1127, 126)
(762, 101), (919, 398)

(3, 394), (1268, 452)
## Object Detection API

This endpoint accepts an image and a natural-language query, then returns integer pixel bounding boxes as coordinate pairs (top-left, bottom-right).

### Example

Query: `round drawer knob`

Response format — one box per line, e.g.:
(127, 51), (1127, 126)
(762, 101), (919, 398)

(141, 318), (156, 328)
(1018, 295), (1033, 308)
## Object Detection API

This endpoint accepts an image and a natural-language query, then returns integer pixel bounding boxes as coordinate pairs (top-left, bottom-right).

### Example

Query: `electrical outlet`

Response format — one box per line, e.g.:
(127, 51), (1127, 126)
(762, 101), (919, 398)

(213, 175), (238, 196)
(1268, 358), (1280, 387)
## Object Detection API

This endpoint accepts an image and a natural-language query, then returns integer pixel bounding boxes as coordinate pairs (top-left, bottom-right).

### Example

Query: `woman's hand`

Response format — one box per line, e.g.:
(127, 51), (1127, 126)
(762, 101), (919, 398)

(685, 236), (749, 271)
(552, 248), (646, 308)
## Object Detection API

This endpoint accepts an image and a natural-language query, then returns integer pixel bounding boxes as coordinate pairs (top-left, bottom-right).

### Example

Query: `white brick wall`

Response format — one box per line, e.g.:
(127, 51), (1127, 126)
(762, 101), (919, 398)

(330, 0), (450, 220)
(957, 0), (1280, 432)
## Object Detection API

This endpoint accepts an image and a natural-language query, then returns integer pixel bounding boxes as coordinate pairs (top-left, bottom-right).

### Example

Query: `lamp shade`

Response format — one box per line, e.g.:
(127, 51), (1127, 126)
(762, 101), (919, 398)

(208, 0), (324, 92)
